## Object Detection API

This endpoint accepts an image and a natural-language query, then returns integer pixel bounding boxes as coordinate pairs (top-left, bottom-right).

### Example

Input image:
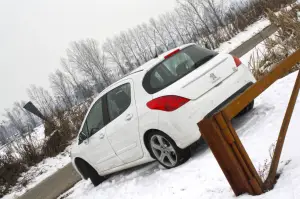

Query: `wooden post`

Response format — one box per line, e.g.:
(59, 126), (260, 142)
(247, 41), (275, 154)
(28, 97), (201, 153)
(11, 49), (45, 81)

(198, 50), (300, 196)
(198, 118), (256, 196)
(198, 114), (263, 196)
(264, 71), (300, 190)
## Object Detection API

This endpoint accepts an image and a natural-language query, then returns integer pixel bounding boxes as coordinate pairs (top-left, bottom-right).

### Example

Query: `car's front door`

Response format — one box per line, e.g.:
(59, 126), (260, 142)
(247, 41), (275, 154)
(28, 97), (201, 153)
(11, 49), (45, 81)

(78, 97), (123, 173)
(105, 80), (143, 163)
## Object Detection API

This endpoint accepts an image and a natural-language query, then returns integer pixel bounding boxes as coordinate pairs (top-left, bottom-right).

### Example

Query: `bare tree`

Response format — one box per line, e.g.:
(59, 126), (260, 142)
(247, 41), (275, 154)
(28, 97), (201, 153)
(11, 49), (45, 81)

(0, 123), (9, 145)
(178, 0), (216, 48)
(119, 31), (142, 66)
(14, 101), (39, 130)
(61, 58), (93, 101)
(4, 108), (27, 136)
(136, 24), (156, 58)
(103, 38), (127, 75)
(114, 35), (135, 71)
(27, 85), (57, 117)
(159, 14), (178, 47)
(67, 39), (109, 92)
(165, 12), (187, 44)
(149, 18), (170, 50)
(201, 0), (233, 38)
(175, 6), (204, 44)
(80, 39), (112, 86)
(141, 23), (161, 56)
(49, 70), (75, 110)
(128, 28), (149, 63)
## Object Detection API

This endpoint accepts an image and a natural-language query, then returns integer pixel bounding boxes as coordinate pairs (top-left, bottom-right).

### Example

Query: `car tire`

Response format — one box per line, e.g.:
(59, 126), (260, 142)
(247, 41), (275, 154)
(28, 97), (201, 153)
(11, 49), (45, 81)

(85, 163), (106, 186)
(147, 131), (190, 169)
(237, 100), (254, 116)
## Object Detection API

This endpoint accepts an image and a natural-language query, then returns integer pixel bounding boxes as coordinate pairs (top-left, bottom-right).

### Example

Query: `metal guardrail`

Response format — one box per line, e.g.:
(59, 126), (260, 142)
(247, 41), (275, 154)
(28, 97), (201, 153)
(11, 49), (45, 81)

(198, 50), (300, 196)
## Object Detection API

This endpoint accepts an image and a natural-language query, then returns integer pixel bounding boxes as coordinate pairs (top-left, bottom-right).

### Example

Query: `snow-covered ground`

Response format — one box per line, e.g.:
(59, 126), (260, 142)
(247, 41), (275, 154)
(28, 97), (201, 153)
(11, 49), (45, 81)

(2, 151), (71, 199)
(216, 19), (270, 53)
(58, 48), (300, 198)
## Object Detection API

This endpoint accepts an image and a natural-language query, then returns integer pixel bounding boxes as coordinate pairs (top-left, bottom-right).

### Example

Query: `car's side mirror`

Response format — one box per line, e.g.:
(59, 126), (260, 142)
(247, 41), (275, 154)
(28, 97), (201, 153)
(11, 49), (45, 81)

(78, 131), (89, 145)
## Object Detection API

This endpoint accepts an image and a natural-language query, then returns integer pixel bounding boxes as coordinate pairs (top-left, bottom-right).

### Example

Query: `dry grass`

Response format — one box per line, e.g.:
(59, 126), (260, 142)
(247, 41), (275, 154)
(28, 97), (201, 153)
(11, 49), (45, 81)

(0, 102), (90, 197)
(0, 151), (26, 197)
(258, 142), (276, 181)
(250, 5), (300, 79)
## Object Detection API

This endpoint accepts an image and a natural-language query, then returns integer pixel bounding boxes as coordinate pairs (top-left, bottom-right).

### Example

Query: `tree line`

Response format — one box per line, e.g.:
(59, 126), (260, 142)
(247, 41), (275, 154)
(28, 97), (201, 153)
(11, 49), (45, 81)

(0, 0), (294, 145)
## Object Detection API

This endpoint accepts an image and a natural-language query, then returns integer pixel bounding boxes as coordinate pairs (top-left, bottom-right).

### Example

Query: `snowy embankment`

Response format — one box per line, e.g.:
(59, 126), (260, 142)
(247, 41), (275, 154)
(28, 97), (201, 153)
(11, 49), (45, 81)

(1, 126), (72, 199)
(3, 151), (71, 199)
(59, 48), (300, 198)
(216, 19), (270, 53)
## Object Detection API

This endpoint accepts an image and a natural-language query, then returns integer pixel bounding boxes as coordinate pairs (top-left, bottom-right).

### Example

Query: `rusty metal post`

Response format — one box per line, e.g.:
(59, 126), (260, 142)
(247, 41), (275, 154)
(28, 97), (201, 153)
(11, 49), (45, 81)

(264, 71), (300, 190)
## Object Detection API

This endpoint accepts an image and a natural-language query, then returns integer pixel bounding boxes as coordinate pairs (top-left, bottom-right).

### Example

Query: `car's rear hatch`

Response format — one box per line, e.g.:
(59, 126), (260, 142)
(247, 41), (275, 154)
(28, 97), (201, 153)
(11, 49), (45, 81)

(143, 45), (239, 100)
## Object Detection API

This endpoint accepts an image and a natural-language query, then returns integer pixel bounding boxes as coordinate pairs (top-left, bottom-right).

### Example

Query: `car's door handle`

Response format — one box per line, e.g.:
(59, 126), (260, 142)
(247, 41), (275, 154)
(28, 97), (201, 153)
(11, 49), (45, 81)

(125, 113), (133, 121)
(99, 133), (105, 139)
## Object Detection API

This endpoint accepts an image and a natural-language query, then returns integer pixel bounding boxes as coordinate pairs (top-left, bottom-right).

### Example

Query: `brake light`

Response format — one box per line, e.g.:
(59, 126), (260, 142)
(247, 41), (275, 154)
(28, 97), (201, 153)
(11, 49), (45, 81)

(147, 95), (190, 112)
(164, 49), (180, 59)
(233, 56), (242, 67)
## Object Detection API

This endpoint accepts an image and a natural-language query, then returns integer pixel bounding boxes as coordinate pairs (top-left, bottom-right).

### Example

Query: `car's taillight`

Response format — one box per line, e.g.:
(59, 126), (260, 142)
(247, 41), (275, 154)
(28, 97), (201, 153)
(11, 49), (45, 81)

(146, 95), (190, 112)
(233, 56), (242, 67)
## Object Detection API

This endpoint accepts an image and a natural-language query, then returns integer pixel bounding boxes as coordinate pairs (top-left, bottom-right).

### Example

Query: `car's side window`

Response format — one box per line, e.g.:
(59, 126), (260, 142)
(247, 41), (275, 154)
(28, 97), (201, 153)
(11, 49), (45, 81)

(107, 83), (131, 122)
(78, 98), (105, 145)
(86, 98), (105, 136)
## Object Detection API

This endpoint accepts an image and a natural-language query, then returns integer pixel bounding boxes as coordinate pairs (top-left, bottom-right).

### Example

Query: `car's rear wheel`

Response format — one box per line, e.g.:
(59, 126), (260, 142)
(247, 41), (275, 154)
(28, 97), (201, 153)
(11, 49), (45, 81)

(147, 131), (190, 169)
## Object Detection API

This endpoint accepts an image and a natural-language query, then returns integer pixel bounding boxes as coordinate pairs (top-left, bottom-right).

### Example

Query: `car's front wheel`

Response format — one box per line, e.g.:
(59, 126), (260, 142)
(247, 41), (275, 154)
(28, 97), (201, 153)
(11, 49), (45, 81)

(147, 131), (190, 169)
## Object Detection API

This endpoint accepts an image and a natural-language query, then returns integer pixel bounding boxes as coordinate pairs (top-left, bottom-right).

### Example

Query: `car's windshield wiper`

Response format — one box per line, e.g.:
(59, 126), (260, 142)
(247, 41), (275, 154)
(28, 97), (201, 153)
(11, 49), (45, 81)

(193, 54), (216, 69)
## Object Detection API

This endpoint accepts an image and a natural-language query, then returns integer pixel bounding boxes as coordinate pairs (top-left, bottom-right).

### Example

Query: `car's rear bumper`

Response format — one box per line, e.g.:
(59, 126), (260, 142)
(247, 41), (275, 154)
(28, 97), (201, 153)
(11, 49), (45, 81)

(157, 64), (256, 149)
(204, 81), (254, 118)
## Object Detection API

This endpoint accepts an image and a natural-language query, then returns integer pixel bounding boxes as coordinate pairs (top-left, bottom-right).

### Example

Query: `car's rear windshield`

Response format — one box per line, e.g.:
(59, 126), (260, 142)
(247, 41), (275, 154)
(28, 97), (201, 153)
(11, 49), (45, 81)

(142, 45), (218, 94)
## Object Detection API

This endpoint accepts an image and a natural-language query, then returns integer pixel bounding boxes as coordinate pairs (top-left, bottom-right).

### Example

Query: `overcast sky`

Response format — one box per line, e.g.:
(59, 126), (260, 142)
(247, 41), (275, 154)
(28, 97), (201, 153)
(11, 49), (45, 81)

(0, 0), (177, 120)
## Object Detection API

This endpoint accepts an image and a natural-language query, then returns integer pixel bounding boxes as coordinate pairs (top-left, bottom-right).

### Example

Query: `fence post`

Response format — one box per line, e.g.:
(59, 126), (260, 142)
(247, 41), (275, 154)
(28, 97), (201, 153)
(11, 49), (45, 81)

(264, 71), (300, 190)
(198, 117), (259, 196)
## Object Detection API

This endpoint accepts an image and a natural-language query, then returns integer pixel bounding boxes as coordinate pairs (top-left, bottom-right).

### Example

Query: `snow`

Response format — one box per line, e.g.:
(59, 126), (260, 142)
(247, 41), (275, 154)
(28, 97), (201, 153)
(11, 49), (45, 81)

(216, 19), (270, 53)
(2, 151), (71, 199)
(59, 54), (300, 199)
(0, 125), (45, 156)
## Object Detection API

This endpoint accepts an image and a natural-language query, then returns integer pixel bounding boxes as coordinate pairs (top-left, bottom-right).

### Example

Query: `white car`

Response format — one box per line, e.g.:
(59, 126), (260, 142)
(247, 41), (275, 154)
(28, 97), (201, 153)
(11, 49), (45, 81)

(71, 43), (256, 186)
